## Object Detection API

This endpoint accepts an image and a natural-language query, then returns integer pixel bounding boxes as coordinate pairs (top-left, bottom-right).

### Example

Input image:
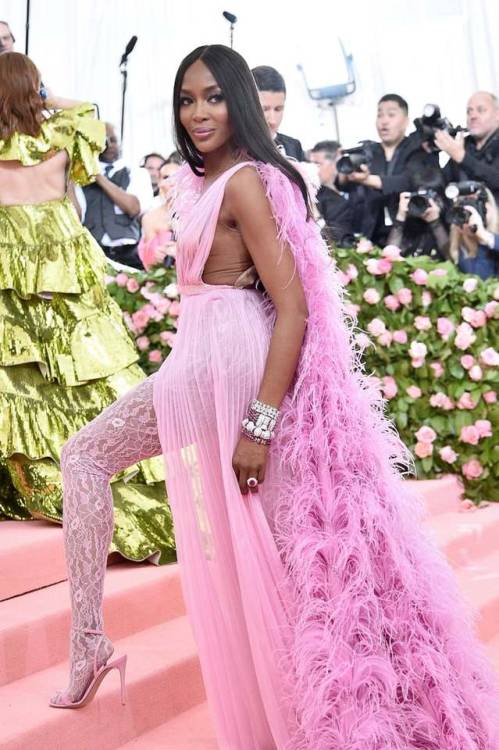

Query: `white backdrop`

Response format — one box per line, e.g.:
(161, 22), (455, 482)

(1, 0), (497, 164)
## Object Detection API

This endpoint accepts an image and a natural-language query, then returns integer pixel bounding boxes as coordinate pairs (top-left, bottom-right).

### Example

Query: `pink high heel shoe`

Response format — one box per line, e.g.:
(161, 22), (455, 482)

(49, 628), (127, 709)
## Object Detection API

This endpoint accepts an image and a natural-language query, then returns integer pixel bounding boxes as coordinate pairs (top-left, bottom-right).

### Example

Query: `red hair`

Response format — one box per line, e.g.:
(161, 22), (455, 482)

(0, 52), (44, 140)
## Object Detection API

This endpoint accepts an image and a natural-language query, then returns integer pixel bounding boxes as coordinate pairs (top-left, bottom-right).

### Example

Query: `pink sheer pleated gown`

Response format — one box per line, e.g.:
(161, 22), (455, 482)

(153, 163), (294, 749)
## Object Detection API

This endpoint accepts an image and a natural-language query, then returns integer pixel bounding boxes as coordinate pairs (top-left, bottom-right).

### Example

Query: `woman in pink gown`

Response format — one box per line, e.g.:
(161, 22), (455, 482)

(51, 45), (499, 749)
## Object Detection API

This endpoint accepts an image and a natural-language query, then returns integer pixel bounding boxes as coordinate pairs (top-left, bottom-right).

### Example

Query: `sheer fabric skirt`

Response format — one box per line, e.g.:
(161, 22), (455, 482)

(153, 287), (294, 749)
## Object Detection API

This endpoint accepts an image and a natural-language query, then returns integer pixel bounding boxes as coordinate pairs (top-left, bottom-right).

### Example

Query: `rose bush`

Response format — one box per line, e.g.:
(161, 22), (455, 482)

(107, 242), (498, 504)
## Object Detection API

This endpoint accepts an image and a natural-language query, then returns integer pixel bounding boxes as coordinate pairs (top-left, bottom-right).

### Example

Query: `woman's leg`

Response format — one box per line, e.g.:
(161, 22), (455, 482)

(51, 375), (163, 704)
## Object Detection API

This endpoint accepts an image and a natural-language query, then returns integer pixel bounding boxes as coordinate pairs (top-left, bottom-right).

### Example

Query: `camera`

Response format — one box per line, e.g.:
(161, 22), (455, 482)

(445, 181), (488, 229)
(414, 104), (465, 152)
(336, 141), (374, 175)
(406, 188), (439, 219)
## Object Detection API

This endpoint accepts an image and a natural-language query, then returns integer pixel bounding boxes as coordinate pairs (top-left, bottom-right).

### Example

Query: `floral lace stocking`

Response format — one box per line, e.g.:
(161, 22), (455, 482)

(51, 375), (162, 704)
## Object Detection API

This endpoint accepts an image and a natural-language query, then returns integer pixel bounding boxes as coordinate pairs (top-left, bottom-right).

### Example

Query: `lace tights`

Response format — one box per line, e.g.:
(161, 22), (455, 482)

(51, 375), (161, 704)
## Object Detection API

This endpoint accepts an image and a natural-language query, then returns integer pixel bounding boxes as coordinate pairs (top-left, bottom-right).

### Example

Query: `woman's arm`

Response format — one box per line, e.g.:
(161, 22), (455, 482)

(224, 167), (308, 493)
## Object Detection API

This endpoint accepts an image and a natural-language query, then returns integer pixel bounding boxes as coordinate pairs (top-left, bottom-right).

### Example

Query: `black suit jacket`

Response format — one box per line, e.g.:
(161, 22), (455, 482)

(443, 129), (499, 204)
(275, 132), (305, 161)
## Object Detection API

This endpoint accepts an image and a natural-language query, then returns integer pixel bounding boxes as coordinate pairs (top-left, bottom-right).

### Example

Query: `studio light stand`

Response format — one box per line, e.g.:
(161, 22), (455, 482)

(119, 35), (138, 143)
(222, 11), (237, 49)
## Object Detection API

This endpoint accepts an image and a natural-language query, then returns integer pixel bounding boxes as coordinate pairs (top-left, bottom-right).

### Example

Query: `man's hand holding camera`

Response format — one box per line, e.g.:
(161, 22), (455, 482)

(461, 204), (495, 247)
(345, 164), (382, 190)
(433, 130), (466, 163)
(397, 192), (441, 223)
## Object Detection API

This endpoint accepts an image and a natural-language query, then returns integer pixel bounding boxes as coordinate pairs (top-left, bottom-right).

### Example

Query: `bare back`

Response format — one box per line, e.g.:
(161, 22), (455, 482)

(0, 150), (68, 206)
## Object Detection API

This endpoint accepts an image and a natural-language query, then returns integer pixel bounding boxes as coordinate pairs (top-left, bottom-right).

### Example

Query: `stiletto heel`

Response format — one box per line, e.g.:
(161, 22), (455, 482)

(50, 629), (128, 709)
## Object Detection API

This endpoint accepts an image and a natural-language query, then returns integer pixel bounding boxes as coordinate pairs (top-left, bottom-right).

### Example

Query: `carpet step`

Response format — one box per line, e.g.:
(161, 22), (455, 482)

(118, 702), (217, 749)
(424, 502), (499, 567)
(456, 550), (499, 642)
(0, 618), (205, 750)
(0, 561), (183, 686)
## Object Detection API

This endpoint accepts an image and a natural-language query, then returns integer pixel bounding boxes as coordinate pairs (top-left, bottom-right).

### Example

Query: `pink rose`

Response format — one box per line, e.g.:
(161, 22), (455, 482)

(459, 425), (480, 445)
(168, 301), (181, 317)
(430, 392), (454, 410)
(421, 291), (432, 307)
(414, 316), (431, 331)
(475, 419), (492, 438)
(382, 244), (402, 260)
(485, 301), (498, 318)
(397, 287), (413, 305)
(384, 294), (401, 311)
(483, 391), (497, 404)
(136, 335), (150, 351)
(415, 442), (433, 458)
(430, 362), (444, 379)
(159, 330), (176, 346)
(148, 349), (163, 364)
(410, 268), (428, 286)
(356, 238), (373, 254)
(415, 426), (437, 444)
(462, 459), (483, 480)
(472, 419), (491, 438)
(345, 303), (361, 317)
(461, 306), (475, 323)
(460, 355), (475, 370)
(363, 288), (380, 305)
(463, 278), (478, 293)
(457, 392), (478, 410)
(393, 330), (408, 344)
(155, 297), (171, 315)
(378, 331), (393, 347)
(337, 271), (351, 286)
(455, 322), (476, 350)
(367, 318), (387, 337)
(469, 365), (483, 381)
(382, 376), (398, 399)
(480, 347), (499, 367)
(115, 272), (129, 287)
(126, 277), (140, 293)
(411, 357), (425, 369)
(131, 309), (150, 331)
(439, 446), (458, 464)
(355, 332), (371, 350)
(406, 385), (422, 399)
(409, 341), (427, 359)
(471, 310), (487, 328)
(430, 268), (447, 277)
(123, 312), (136, 334)
(437, 317), (455, 341)
(347, 263), (359, 280)
(104, 274), (115, 285)
(366, 258), (392, 275)
(459, 499), (477, 513)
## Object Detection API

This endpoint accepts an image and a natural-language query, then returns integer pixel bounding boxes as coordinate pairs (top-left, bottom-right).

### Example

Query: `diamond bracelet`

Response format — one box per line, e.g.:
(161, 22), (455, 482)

(241, 399), (280, 445)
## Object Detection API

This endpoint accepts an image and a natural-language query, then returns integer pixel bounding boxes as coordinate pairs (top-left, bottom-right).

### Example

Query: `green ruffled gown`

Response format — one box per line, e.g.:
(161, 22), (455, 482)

(0, 104), (175, 563)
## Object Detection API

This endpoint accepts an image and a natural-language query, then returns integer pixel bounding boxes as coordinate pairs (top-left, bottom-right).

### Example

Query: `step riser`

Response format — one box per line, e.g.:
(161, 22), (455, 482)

(0, 570), (184, 686)
(442, 518), (499, 569)
(2, 656), (205, 750)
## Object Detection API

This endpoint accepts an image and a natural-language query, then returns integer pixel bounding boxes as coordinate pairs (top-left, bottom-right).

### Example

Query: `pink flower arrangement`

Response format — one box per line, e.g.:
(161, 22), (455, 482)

(429, 268), (447, 278)
(347, 263), (359, 280)
(462, 307), (487, 328)
(429, 361), (443, 377)
(406, 385), (422, 399)
(485, 301), (498, 318)
(344, 303), (361, 317)
(459, 499), (477, 513)
(468, 364), (483, 381)
(382, 376), (398, 399)
(160, 330), (177, 346)
(415, 425), (437, 444)
(421, 291), (432, 307)
(378, 331), (393, 347)
(355, 332), (371, 350)
(397, 287), (413, 305)
(363, 288), (380, 305)
(480, 347), (499, 367)
(410, 268), (428, 286)
(367, 318), (387, 337)
(437, 317), (455, 341)
(136, 335), (150, 351)
(393, 330), (408, 344)
(131, 309), (150, 332)
(414, 316), (431, 331)
(462, 278), (478, 293)
(462, 459), (483, 480)
(148, 350), (163, 363)
(384, 294), (400, 311)
(381, 245), (402, 260)
(115, 272), (129, 288)
(457, 392), (478, 410)
(475, 420), (492, 438)
(455, 322), (476, 350)
(483, 391), (497, 404)
(415, 442), (433, 458)
(439, 446), (458, 464)
(460, 354), (475, 370)
(168, 301), (181, 317)
(409, 341), (427, 360)
(430, 393), (454, 410)
(459, 425), (480, 445)
(356, 238), (373, 254)
(126, 277), (140, 293)
(366, 258), (393, 275)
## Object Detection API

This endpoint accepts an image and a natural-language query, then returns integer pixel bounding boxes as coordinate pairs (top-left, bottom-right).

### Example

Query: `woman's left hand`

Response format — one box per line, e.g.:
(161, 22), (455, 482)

(232, 436), (268, 495)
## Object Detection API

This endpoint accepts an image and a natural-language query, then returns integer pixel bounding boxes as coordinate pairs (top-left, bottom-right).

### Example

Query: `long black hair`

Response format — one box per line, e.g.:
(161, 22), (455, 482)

(172, 44), (311, 218)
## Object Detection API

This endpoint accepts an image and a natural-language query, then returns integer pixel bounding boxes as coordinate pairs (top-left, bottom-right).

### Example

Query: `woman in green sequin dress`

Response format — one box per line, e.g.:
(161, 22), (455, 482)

(0, 52), (175, 563)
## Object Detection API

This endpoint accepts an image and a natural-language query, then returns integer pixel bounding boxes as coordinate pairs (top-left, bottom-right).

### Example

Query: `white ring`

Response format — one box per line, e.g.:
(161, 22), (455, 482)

(246, 477), (258, 488)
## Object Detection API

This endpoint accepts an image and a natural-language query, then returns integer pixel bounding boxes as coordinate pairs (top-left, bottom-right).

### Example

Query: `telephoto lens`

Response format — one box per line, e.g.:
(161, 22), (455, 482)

(336, 142), (373, 175)
(407, 189), (437, 219)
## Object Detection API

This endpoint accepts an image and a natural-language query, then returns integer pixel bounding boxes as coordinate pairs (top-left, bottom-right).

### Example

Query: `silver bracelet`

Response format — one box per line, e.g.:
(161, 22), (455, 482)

(241, 399), (280, 445)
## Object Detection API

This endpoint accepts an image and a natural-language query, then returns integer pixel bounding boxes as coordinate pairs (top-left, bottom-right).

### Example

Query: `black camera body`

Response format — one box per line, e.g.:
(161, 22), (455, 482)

(406, 188), (440, 219)
(445, 181), (488, 229)
(337, 141), (374, 175)
(414, 104), (465, 152)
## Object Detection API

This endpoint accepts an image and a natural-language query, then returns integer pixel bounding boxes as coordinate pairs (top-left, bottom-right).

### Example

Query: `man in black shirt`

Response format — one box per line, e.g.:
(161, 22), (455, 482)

(339, 94), (438, 246)
(437, 91), (499, 204)
(309, 140), (354, 246)
(251, 65), (305, 161)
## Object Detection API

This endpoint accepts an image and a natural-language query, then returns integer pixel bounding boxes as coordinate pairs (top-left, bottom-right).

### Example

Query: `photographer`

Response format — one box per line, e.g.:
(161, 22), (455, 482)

(446, 188), (499, 279)
(309, 140), (355, 246)
(339, 94), (438, 246)
(439, 92), (499, 203)
(387, 168), (449, 259)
